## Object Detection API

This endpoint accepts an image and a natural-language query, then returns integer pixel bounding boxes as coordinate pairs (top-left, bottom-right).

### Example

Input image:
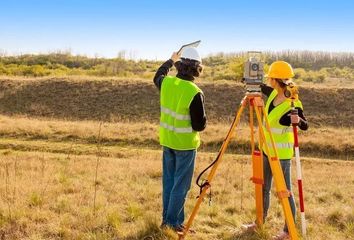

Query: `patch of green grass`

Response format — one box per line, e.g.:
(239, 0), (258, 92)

(126, 203), (143, 222)
(52, 196), (70, 214)
(129, 216), (175, 240)
(28, 192), (43, 207)
(106, 211), (121, 231)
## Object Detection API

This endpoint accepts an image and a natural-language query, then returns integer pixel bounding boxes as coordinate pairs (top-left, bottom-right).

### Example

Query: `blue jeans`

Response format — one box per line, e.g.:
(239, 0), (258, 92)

(263, 154), (296, 233)
(162, 146), (196, 228)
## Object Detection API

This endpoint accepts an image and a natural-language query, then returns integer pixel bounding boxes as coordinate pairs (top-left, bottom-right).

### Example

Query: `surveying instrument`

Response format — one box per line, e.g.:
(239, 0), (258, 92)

(178, 52), (299, 240)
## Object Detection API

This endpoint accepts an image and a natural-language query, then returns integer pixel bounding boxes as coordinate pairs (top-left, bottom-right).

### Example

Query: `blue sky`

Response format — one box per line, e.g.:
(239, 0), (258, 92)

(0, 0), (353, 60)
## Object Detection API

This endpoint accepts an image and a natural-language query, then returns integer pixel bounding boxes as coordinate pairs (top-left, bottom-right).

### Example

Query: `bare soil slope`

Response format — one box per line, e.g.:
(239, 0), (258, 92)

(0, 78), (353, 127)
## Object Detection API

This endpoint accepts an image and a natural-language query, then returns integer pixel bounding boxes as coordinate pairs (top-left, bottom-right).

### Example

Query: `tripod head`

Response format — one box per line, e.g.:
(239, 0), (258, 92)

(242, 51), (264, 93)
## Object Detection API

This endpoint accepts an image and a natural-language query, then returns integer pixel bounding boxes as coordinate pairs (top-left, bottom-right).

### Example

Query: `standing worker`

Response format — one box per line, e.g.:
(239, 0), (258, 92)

(243, 61), (308, 240)
(153, 47), (206, 233)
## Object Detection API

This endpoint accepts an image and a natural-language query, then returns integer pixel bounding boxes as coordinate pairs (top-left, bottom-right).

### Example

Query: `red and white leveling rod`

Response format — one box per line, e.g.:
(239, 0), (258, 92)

(291, 105), (307, 236)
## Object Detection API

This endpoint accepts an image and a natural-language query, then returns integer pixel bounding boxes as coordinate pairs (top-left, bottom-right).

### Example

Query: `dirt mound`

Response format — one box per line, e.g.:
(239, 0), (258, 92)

(0, 78), (353, 127)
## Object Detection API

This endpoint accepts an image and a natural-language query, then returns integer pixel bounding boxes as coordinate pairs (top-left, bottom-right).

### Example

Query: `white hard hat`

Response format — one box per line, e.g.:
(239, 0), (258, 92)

(181, 47), (202, 63)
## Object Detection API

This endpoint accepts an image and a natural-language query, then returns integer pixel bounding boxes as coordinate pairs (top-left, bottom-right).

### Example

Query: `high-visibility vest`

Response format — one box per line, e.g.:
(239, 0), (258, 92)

(263, 89), (303, 159)
(159, 76), (202, 150)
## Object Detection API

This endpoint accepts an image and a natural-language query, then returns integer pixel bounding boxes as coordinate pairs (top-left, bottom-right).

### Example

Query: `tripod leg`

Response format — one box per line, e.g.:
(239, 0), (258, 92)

(249, 102), (255, 153)
(249, 103), (263, 226)
(243, 103), (255, 212)
(252, 150), (263, 226)
(179, 98), (247, 240)
(253, 106), (299, 240)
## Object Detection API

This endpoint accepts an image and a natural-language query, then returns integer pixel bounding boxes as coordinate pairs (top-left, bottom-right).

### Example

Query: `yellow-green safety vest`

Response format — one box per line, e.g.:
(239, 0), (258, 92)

(159, 76), (202, 150)
(263, 89), (303, 159)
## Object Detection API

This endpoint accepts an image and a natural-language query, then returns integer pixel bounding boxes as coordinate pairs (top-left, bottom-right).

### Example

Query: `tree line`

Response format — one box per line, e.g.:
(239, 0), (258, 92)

(0, 50), (353, 82)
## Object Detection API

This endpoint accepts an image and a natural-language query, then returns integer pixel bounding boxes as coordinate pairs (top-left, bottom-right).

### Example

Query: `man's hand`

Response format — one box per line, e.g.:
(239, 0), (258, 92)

(170, 52), (181, 63)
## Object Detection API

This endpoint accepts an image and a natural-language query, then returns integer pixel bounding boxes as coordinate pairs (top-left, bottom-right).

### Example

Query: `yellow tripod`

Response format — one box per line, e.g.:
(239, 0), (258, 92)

(178, 92), (299, 240)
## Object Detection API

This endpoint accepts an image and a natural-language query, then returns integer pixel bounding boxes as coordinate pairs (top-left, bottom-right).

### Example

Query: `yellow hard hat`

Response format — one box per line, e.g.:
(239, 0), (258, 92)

(266, 61), (294, 79)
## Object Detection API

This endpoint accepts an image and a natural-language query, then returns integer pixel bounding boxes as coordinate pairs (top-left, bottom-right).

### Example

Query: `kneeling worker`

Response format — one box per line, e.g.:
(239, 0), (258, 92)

(153, 47), (207, 232)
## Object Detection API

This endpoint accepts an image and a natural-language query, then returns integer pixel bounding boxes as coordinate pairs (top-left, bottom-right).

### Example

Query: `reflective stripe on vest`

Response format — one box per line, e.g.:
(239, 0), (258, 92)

(161, 106), (191, 121)
(268, 142), (294, 149)
(160, 122), (193, 133)
(269, 127), (293, 134)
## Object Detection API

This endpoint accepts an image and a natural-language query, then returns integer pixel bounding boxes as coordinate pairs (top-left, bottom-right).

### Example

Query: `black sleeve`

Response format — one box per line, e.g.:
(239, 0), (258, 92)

(190, 92), (207, 131)
(153, 59), (174, 90)
(279, 107), (309, 130)
(261, 84), (273, 97)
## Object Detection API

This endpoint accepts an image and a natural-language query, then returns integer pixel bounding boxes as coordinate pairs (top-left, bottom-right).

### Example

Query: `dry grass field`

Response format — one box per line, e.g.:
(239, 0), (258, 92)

(0, 136), (353, 240)
(0, 77), (354, 240)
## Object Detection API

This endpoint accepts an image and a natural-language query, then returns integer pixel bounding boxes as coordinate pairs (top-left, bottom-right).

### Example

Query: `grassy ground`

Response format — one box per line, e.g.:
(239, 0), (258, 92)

(0, 147), (353, 240)
(0, 115), (352, 160)
(0, 115), (353, 239)
(0, 77), (353, 239)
